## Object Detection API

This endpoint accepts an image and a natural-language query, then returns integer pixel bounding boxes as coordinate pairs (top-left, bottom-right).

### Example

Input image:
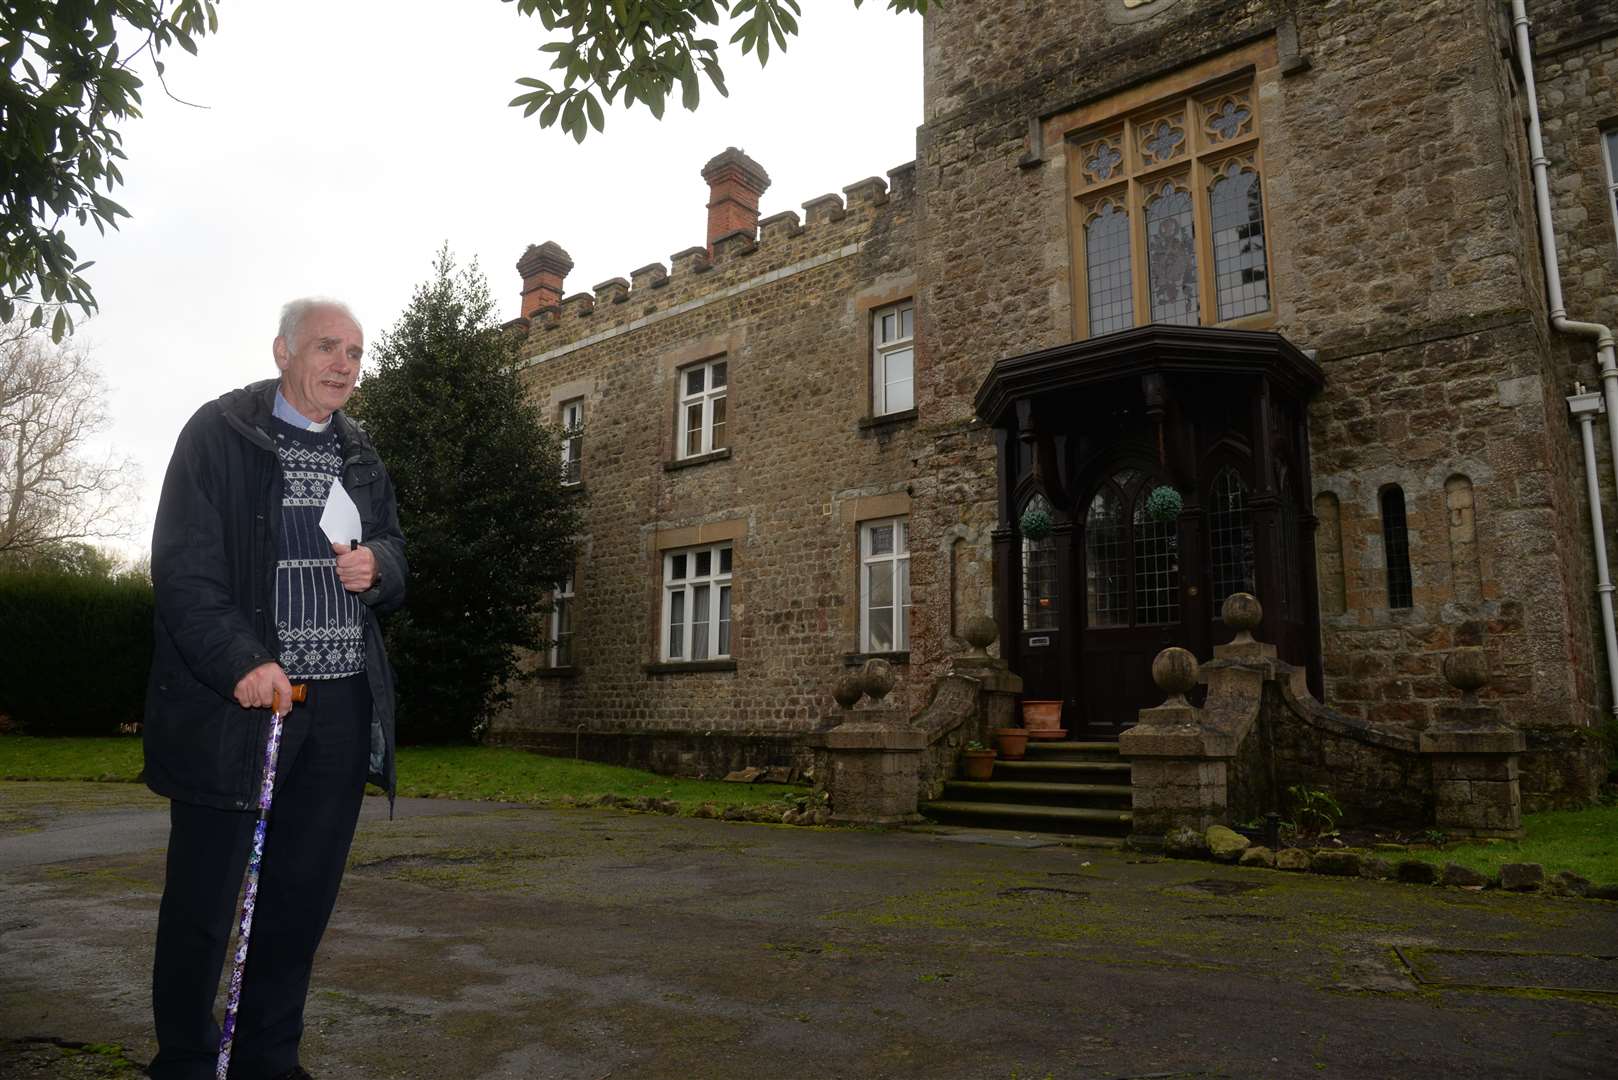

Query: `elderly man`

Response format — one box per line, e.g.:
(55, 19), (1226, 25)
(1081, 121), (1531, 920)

(143, 298), (406, 1080)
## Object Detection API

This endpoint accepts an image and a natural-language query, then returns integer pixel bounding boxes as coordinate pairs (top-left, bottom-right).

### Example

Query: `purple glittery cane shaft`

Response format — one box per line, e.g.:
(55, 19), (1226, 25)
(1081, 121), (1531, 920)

(216, 709), (285, 1080)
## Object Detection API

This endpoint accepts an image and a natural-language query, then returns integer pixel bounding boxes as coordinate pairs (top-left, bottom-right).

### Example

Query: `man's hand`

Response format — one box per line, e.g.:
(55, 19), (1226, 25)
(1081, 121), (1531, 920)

(234, 662), (294, 711)
(332, 542), (378, 593)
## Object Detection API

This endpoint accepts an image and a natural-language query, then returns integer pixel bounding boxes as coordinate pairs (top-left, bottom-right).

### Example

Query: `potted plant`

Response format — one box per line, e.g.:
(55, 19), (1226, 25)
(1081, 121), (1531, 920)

(1020, 698), (1066, 739)
(960, 740), (996, 781)
(992, 723), (1029, 760)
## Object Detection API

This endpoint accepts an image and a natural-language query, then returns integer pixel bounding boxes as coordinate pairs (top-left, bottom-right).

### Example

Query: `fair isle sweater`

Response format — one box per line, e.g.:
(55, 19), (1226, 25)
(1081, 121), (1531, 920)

(271, 399), (366, 680)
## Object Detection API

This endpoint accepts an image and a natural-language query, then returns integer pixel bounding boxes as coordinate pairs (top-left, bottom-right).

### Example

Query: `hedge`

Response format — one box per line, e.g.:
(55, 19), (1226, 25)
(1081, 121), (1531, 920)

(0, 569), (154, 735)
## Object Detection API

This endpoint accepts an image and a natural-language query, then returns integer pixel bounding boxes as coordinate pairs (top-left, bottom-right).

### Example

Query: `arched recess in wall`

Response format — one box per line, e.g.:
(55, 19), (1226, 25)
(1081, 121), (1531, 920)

(1313, 491), (1346, 615)
(1445, 475), (1480, 604)
(1380, 485), (1414, 610)
(945, 524), (996, 643)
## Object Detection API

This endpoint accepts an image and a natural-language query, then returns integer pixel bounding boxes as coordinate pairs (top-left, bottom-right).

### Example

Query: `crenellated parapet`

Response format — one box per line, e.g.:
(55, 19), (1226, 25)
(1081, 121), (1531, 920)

(511, 153), (917, 363)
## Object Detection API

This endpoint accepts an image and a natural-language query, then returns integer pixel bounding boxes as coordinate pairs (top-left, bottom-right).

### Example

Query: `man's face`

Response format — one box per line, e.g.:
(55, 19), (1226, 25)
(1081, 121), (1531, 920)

(273, 307), (363, 423)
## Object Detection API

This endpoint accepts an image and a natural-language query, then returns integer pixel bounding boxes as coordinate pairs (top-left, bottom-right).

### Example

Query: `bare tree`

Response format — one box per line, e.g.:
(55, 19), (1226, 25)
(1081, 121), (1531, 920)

(0, 314), (139, 555)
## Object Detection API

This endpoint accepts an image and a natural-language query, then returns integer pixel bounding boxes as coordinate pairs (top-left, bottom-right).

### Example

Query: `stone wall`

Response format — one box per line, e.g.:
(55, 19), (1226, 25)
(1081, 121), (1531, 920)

(488, 160), (927, 773)
(905, 0), (1606, 799)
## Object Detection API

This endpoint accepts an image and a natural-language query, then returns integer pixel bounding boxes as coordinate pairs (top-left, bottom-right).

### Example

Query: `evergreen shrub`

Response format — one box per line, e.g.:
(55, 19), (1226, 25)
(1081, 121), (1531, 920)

(0, 569), (153, 735)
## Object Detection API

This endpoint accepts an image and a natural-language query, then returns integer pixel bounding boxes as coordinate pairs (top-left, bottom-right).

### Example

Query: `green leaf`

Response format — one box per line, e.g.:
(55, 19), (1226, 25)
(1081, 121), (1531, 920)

(584, 91), (604, 132)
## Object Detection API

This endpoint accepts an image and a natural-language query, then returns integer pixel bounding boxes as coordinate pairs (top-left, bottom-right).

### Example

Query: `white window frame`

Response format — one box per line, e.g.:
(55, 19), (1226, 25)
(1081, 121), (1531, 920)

(871, 300), (915, 416)
(662, 543), (732, 661)
(547, 573), (575, 667)
(859, 517), (910, 653)
(560, 399), (583, 486)
(1604, 129), (1618, 261)
(677, 358), (728, 459)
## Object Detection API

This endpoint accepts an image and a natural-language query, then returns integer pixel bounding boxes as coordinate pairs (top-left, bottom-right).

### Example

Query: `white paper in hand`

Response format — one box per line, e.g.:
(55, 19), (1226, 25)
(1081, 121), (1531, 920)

(319, 477), (363, 548)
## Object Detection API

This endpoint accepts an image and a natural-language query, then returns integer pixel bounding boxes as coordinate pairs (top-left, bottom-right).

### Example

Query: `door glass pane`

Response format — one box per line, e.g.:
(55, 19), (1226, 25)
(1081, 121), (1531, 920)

(1209, 467), (1256, 618)
(692, 584), (710, 660)
(1086, 485), (1127, 626)
(1132, 497), (1180, 625)
(1022, 536), (1060, 631)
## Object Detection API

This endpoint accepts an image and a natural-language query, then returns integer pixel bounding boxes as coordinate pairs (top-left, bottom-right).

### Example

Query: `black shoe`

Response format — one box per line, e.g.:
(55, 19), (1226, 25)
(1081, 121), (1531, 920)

(270, 1068), (314, 1080)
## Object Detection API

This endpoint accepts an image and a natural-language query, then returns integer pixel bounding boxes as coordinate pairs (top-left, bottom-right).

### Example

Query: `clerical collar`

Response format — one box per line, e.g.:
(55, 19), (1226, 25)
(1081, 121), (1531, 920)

(272, 388), (333, 432)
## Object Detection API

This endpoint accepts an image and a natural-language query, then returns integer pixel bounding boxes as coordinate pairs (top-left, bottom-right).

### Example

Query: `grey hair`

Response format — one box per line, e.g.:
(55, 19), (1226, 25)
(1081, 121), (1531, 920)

(277, 297), (363, 347)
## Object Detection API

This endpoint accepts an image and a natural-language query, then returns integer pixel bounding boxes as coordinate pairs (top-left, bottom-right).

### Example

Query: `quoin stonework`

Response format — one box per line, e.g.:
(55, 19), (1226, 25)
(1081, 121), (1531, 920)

(491, 0), (1618, 831)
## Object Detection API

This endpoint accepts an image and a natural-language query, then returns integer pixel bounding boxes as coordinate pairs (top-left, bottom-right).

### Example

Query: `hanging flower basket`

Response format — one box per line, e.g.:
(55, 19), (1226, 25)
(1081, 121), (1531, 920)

(1145, 485), (1184, 524)
(1019, 506), (1053, 539)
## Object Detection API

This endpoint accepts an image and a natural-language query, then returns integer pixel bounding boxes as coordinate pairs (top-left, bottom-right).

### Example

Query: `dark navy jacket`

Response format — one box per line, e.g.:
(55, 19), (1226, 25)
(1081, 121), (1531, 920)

(143, 380), (406, 810)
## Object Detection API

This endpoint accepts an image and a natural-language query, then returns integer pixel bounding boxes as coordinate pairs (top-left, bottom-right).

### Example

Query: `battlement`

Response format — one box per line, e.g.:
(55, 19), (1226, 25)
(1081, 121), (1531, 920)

(511, 154), (916, 357)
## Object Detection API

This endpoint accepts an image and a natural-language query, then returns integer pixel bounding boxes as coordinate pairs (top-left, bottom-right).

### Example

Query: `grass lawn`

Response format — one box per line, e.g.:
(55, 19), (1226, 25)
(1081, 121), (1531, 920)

(0, 736), (800, 813)
(1391, 801), (1618, 884)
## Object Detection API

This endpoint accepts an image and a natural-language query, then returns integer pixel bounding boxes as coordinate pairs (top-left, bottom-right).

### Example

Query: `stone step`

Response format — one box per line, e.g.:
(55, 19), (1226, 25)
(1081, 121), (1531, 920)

(993, 759), (1131, 781)
(921, 800), (1135, 836)
(941, 780), (1133, 809)
(1023, 740), (1128, 762)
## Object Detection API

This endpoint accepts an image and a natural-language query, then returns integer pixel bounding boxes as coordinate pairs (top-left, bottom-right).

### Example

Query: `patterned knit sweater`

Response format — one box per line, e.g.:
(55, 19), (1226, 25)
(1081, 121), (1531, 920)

(272, 419), (366, 680)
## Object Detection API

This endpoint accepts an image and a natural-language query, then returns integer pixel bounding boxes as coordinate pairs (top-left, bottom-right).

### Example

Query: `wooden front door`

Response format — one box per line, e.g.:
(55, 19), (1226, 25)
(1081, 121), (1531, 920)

(1077, 467), (1187, 737)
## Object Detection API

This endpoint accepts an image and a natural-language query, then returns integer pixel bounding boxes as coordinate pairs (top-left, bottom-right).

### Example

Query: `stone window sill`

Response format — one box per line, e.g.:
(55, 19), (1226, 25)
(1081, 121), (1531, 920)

(533, 666), (578, 679)
(665, 447), (732, 472)
(643, 659), (738, 675)
(843, 651), (910, 667)
(859, 408), (917, 431)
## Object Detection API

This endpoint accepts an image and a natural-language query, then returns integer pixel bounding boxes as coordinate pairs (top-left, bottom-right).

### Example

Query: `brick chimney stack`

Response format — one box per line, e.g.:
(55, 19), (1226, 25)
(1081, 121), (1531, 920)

(516, 241), (574, 319)
(702, 148), (771, 253)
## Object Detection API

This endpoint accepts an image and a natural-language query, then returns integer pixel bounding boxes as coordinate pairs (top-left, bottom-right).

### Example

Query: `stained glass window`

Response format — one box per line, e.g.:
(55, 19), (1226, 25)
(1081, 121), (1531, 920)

(1069, 79), (1270, 335)
(1086, 202), (1133, 336)
(1381, 486), (1414, 609)
(1209, 467), (1255, 619)
(1210, 162), (1269, 320)
(1146, 184), (1199, 325)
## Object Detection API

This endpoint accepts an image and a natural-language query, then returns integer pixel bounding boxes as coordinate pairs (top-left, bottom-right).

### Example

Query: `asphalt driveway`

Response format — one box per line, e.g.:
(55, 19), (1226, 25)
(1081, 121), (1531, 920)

(2, 781), (1616, 1079)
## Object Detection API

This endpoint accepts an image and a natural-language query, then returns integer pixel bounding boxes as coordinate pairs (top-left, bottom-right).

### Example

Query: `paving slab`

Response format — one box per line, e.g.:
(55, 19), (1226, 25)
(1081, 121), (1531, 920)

(2, 781), (1616, 1079)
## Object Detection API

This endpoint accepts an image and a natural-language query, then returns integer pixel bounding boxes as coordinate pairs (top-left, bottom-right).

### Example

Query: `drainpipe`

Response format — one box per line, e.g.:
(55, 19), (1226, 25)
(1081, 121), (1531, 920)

(1512, 0), (1618, 716)
(1569, 388), (1618, 714)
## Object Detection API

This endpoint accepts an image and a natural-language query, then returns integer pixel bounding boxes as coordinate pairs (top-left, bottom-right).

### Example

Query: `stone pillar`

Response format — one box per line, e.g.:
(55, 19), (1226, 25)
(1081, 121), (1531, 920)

(516, 241), (573, 319)
(1419, 646), (1525, 839)
(1118, 646), (1233, 838)
(948, 615), (1023, 746)
(815, 660), (927, 825)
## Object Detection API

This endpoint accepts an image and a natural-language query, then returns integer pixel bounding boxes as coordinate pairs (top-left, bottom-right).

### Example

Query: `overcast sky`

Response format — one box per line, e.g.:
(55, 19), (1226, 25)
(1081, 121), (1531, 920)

(70, 0), (924, 559)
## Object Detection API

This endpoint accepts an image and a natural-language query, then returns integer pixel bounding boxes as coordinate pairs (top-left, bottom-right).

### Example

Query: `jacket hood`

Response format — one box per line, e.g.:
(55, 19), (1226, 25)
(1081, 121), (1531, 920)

(216, 378), (376, 457)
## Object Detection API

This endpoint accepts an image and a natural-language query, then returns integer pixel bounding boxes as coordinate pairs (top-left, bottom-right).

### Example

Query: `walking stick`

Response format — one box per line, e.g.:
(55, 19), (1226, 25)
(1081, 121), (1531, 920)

(216, 682), (307, 1080)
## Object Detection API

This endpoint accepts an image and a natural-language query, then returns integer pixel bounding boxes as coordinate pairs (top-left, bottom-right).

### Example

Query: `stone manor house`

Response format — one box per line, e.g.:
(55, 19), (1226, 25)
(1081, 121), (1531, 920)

(490, 0), (1618, 833)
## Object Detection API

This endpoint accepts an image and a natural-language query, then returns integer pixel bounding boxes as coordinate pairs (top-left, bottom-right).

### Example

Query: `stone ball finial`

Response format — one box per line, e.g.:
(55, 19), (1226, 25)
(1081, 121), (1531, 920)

(831, 673), (864, 710)
(858, 658), (896, 702)
(962, 615), (998, 656)
(1222, 592), (1263, 642)
(1152, 647), (1200, 706)
(1443, 646), (1489, 700)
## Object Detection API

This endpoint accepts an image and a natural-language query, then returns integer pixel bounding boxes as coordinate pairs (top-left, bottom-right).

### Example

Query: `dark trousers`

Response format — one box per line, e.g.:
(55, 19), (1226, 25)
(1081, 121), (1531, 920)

(149, 675), (371, 1080)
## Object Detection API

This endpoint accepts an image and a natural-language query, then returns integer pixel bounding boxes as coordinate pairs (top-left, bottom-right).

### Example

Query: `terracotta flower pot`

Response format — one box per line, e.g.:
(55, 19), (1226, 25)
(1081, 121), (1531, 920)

(960, 748), (996, 781)
(1021, 699), (1067, 739)
(993, 726), (1029, 760)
